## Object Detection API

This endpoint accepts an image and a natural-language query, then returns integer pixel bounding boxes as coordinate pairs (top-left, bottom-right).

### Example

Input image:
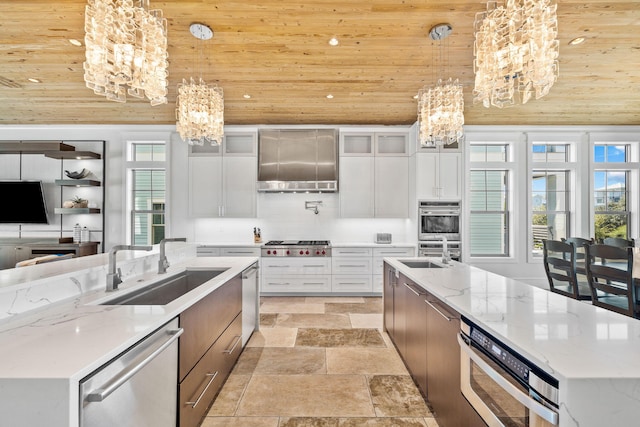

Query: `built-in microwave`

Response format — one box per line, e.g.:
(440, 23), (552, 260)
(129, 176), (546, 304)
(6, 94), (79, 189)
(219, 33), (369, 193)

(418, 200), (461, 241)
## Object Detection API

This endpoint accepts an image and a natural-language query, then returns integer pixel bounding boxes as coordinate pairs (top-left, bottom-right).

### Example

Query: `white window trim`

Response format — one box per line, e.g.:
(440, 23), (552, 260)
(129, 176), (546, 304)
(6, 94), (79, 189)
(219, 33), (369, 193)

(122, 133), (171, 245)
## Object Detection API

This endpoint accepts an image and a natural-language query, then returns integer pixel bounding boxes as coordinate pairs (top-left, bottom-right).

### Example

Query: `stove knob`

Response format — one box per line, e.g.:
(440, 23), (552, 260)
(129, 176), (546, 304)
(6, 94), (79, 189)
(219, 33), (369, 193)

(286, 250), (290, 255)
(299, 250), (304, 255)
(321, 250), (326, 255)
(305, 250), (310, 255)
(316, 250), (320, 255)
(273, 250), (277, 255)
(267, 250), (271, 255)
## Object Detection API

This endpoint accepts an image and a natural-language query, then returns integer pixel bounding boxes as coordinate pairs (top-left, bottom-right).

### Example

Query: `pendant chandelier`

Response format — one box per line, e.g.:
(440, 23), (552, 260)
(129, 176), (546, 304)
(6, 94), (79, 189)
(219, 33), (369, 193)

(473, 0), (559, 108)
(417, 24), (465, 147)
(84, 0), (169, 105)
(176, 23), (224, 146)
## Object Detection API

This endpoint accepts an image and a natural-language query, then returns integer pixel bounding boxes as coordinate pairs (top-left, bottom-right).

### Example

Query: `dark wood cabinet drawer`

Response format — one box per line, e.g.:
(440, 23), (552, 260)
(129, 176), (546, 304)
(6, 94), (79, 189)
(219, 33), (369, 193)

(178, 313), (242, 427)
(179, 275), (242, 380)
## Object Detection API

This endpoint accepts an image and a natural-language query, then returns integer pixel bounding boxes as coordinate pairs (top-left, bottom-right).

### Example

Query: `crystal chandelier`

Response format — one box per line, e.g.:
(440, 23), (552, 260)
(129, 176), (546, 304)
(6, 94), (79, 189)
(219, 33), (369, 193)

(417, 24), (465, 147)
(176, 24), (224, 146)
(473, 0), (559, 108)
(84, 0), (169, 105)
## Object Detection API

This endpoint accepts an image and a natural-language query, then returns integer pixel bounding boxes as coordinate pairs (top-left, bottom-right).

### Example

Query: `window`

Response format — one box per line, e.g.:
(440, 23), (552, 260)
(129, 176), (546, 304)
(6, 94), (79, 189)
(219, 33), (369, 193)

(470, 144), (508, 162)
(127, 142), (167, 245)
(593, 144), (631, 241)
(532, 170), (569, 255)
(469, 169), (509, 257)
(531, 143), (570, 257)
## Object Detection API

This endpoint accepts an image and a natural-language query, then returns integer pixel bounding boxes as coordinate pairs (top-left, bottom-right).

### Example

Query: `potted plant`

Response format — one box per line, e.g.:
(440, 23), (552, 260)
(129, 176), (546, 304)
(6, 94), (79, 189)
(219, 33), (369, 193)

(71, 196), (88, 208)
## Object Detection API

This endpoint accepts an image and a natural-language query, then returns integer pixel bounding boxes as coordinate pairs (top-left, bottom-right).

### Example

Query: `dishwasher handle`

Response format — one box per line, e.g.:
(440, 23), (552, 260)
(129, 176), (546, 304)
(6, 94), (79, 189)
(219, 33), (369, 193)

(86, 328), (184, 403)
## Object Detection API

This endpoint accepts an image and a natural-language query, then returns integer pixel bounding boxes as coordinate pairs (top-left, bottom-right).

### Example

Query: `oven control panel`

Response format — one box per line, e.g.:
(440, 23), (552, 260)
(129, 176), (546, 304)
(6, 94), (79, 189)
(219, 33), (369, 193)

(469, 326), (530, 384)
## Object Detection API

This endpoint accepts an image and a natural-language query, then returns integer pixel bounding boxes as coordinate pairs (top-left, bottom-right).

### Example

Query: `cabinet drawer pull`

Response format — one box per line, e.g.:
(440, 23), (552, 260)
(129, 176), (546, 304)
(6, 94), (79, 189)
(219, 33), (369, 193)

(186, 371), (219, 408)
(223, 335), (242, 355)
(303, 264), (325, 268)
(424, 299), (455, 322)
(403, 282), (425, 296)
(340, 264), (367, 268)
(303, 282), (325, 285)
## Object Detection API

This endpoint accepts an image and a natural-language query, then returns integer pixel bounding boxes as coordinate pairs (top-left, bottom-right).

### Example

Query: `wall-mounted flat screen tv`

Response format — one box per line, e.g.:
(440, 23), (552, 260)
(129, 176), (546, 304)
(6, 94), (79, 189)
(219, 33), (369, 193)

(0, 181), (49, 224)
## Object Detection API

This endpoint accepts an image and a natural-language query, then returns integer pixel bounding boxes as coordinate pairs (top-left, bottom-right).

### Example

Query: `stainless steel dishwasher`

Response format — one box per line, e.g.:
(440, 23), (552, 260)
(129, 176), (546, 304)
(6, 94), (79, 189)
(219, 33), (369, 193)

(80, 318), (183, 427)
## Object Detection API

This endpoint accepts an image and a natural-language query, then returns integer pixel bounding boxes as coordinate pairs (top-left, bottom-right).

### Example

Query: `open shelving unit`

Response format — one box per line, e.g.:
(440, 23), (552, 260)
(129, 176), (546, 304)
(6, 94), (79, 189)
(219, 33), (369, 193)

(0, 140), (105, 253)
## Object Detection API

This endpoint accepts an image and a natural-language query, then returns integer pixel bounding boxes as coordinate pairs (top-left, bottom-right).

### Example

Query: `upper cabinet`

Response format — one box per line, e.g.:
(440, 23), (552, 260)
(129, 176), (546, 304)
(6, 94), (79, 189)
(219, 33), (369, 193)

(188, 132), (257, 218)
(339, 131), (409, 218)
(416, 152), (462, 200)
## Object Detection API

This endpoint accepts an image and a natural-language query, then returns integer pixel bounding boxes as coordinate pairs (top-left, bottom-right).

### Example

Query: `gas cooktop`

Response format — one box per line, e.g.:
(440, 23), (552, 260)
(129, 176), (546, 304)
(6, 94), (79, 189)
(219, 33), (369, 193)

(261, 240), (331, 257)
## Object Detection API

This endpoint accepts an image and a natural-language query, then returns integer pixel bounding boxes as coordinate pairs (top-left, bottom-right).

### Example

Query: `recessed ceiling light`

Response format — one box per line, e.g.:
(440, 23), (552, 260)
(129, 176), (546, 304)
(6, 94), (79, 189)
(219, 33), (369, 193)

(569, 37), (585, 46)
(27, 78), (41, 83)
(243, 94), (251, 99)
(328, 37), (339, 46)
(326, 94), (334, 99)
(69, 39), (82, 47)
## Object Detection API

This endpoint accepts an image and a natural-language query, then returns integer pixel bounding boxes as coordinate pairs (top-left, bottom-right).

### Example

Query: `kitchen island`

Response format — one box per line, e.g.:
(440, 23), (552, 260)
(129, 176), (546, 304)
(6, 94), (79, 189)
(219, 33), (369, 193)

(384, 257), (640, 427)
(0, 251), (258, 427)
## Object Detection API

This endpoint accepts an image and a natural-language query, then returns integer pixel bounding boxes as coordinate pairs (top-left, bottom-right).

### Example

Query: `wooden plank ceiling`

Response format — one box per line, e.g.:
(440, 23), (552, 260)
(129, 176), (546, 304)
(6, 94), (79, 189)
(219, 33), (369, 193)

(0, 0), (638, 126)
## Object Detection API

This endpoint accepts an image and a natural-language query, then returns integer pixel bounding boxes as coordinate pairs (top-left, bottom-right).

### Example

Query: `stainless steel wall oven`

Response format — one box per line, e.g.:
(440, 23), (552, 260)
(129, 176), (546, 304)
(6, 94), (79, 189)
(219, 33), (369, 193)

(458, 316), (559, 427)
(418, 200), (461, 260)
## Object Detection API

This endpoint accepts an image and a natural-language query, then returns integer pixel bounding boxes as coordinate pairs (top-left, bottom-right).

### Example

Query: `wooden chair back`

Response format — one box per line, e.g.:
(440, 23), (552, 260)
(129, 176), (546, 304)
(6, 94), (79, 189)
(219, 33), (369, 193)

(543, 240), (591, 300)
(603, 237), (635, 248)
(585, 244), (639, 318)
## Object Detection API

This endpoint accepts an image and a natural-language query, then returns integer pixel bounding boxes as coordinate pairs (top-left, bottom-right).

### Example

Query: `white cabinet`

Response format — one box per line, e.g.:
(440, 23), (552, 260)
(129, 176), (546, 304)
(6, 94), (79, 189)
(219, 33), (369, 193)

(416, 152), (461, 200)
(188, 132), (257, 218)
(261, 257), (332, 294)
(331, 247), (373, 293)
(375, 156), (409, 218)
(339, 131), (409, 218)
(197, 246), (260, 257)
(372, 247), (415, 292)
(331, 245), (415, 294)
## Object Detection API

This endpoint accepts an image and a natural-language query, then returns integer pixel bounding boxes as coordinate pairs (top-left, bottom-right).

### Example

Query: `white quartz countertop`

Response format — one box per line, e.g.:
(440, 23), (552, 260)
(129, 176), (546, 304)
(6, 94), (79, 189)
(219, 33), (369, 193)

(0, 256), (257, 381)
(385, 257), (640, 382)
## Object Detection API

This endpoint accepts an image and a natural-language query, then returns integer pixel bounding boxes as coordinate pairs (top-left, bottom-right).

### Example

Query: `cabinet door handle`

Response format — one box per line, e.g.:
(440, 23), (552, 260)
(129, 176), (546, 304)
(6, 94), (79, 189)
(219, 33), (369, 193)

(223, 335), (242, 355)
(424, 299), (456, 322)
(403, 282), (425, 296)
(186, 371), (219, 408)
(303, 264), (326, 268)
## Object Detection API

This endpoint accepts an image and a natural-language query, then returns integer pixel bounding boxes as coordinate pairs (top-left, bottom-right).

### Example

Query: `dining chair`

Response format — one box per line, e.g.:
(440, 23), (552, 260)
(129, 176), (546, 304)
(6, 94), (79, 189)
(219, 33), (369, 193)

(561, 237), (594, 276)
(603, 237), (635, 248)
(542, 240), (592, 301)
(585, 244), (640, 318)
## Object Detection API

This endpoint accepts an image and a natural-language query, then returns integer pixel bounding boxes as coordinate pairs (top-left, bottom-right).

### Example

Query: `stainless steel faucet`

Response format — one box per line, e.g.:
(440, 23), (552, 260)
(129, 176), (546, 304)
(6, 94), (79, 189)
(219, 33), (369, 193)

(441, 236), (451, 264)
(158, 238), (187, 274)
(106, 245), (152, 291)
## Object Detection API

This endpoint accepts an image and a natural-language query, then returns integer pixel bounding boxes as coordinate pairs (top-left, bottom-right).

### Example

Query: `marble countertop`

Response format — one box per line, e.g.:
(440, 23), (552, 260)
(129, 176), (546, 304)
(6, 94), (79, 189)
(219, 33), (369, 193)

(385, 257), (640, 382)
(0, 256), (257, 381)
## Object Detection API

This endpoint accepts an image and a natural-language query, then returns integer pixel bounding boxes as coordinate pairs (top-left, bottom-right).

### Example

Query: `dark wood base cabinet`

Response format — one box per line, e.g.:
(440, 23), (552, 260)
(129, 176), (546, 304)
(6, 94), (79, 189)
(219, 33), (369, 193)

(383, 262), (486, 427)
(178, 275), (243, 427)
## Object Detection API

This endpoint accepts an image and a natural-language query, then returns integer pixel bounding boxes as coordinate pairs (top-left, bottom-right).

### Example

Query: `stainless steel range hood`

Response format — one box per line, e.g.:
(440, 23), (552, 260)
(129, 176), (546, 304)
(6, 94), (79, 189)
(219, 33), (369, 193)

(257, 129), (338, 192)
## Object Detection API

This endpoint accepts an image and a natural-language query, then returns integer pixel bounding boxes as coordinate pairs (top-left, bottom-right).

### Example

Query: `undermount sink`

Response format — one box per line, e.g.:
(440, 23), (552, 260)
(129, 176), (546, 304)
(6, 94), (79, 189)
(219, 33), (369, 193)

(399, 260), (443, 269)
(100, 268), (229, 305)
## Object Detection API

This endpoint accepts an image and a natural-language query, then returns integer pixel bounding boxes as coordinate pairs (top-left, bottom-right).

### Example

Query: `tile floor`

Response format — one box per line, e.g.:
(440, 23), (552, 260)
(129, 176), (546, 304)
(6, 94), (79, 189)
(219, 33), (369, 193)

(201, 296), (441, 427)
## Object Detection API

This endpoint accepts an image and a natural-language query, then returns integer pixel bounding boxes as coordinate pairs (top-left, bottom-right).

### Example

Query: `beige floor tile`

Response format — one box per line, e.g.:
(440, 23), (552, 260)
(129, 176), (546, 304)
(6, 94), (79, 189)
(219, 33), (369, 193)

(368, 375), (431, 417)
(423, 418), (441, 427)
(305, 297), (365, 304)
(279, 417), (339, 427)
(232, 347), (263, 375)
(338, 418), (429, 427)
(247, 328), (298, 347)
(325, 298), (383, 314)
(261, 302), (326, 314)
(261, 296), (308, 304)
(326, 347), (407, 375)
(200, 417), (279, 427)
(260, 313), (278, 327)
(236, 374), (376, 417)
(207, 374), (251, 416)
(349, 313), (383, 329)
(276, 313), (351, 328)
(296, 328), (385, 348)
(254, 347), (326, 375)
